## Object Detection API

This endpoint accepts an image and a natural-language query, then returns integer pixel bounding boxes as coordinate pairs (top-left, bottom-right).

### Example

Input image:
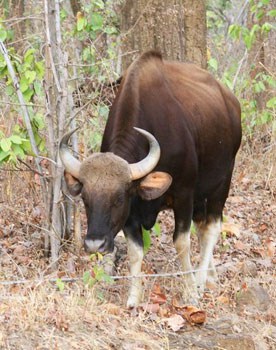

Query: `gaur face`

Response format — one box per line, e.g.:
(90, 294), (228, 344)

(60, 128), (172, 254)
(76, 153), (132, 253)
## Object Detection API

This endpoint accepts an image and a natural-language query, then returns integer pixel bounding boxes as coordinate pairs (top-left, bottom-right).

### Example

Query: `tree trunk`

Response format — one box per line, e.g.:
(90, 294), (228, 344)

(183, 0), (207, 68)
(120, 0), (185, 70)
(44, 0), (70, 266)
(120, 0), (206, 70)
(11, 0), (26, 53)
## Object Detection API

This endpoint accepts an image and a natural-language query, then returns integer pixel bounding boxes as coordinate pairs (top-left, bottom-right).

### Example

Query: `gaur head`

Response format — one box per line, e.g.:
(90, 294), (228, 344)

(59, 128), (172, 254)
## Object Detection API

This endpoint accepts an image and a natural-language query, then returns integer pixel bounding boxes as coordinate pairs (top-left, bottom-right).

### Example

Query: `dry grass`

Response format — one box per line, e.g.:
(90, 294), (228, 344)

(0, 282), (170, 349)
(0, 136), (276, 349)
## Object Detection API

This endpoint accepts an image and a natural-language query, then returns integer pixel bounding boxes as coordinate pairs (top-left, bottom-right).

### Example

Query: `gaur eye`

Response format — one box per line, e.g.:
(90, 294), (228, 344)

(114, 195), (124, 208)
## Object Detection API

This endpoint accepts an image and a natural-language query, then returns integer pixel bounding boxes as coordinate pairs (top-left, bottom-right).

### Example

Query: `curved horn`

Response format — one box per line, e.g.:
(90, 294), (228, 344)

(59, 128), (81, 179)
(129, 127), (161, 180)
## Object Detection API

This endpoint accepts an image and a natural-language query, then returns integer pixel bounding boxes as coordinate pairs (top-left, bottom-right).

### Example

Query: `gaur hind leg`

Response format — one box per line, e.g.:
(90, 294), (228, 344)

(173, 192), (198, 301)
(194, 171), (234, 294)
(194, 217), (221, 292)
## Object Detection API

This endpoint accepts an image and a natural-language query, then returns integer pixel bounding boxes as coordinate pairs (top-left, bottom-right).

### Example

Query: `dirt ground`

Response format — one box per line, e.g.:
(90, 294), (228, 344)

(0, 143), (275, 350)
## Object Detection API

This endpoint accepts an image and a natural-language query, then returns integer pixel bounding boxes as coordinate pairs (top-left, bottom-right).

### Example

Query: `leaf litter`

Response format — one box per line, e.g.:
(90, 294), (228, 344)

(0, 148), (276, 349)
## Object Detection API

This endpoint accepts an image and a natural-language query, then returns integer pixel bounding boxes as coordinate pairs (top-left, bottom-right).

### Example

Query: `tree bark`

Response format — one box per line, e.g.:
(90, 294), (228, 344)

(11, 0), (26, 53)
(120, 0), (207, 70)
(44, 0), (70, 266)
(120, 0), (185, 70)
(183, 0), (207, 68)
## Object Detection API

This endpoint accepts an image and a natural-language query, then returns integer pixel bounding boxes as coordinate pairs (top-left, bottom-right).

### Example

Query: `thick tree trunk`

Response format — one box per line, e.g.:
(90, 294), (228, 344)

(183, 0), (207, 68)
(121, 0), (186, 70)
(120, 0), (207, 70)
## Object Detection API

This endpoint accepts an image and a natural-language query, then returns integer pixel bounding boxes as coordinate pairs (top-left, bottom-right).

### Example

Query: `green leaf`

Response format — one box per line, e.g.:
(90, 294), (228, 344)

(94, 0), (104, 9)
(33, 81), (42, 96)
(20, 77), (29, 93)
(38, 138), (45, 153)
(153, 222), (161, 236)
(191, 222), (197, 235)
(101, 273), (114, 284)
(142, 226), (151, 254)
(33, 113), (45, 130)
(12, 144), (25, 158)
(83, 270), (96, 287)
(9, 135), (22, 144)
(261, 22), (273, 33)
(91, 13), (103, 31)
(1, 138), (12, 152)
(77, 16), (87, 31)
(0, 28), (7, 41)
(6, 85), (14, 96)
(56, 278), (65, 292)
(104, 26), (117, 35)
(21, 140), (32, 154)
(25, 70), (36, 84)
(256, 9), (265, 20)
(260, 0), (270, 5)
(83, 271), (91, 284)
(0, 150), (9, 163)
(228, 24), (241, 39)
(34, 61), (45, 79)
(8, 152), (17, 164)
(23, 88), (34, 102)
(208, 57), (218, 71)
(268, 9), (276, 17)
(23, 49), (35, 64)
(266, 97), (276, 109)
(60, 9), (68, 20)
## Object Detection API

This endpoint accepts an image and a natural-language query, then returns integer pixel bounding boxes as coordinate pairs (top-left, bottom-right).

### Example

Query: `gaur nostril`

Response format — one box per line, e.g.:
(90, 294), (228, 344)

(84, 238), (106, 253)
(97, 239), (107, 252)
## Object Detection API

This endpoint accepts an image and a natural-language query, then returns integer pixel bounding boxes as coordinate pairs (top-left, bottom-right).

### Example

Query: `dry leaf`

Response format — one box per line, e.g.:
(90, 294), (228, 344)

(265, 238), (275, 257)
(150, 284), (167, 305)
(234, 240), (245, 250)
(102, 303), (121, 316)
(222, 222), (241, 238)
(158, 305), (171, 317)
(217, 295), (230, 304)
(251, 247), (266, 258)
(188, 310), (207, 324)
(140, 303), (160, 314)
(260, 223), (268, 232)
(47, 310), (69, 331)
(166, 314), (185, 331)
(177, 305), (207, 325)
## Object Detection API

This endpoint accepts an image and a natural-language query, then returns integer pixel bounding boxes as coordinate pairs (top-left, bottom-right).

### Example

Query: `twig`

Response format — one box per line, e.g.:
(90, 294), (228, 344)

(18, 159), (47, 177)
(259, 61), (275, 78)
(43, 0), (62, 93)
(65, 100), (92, 129)
(232, 50), (248, 91)
(0, 100), (45, 108)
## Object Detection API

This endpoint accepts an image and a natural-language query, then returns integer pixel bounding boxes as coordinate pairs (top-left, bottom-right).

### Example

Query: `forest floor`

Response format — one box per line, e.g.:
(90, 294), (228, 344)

(0, 142), (275, 350)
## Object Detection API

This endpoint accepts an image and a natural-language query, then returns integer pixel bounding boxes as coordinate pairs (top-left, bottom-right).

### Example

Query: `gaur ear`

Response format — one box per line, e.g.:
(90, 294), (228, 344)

(138, 171), (172, 200)
(64, 171), (83, 196)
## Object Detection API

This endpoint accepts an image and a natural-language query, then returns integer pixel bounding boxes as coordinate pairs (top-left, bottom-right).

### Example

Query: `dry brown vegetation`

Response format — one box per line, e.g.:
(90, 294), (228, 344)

(0, 136), (275, 349)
